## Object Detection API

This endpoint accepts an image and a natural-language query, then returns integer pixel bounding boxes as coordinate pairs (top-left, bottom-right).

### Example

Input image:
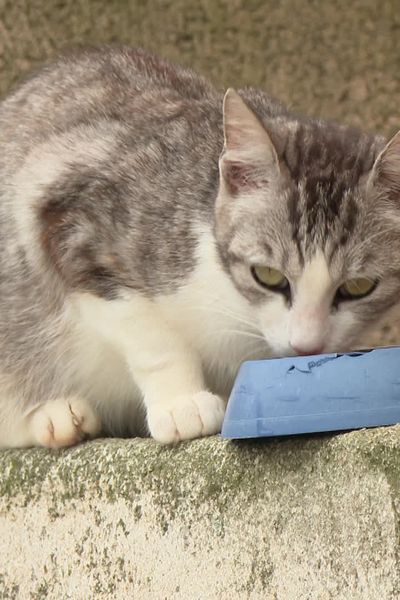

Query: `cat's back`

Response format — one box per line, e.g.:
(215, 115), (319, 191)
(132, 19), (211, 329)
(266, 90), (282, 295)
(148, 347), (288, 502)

(0, 46), (221, 161)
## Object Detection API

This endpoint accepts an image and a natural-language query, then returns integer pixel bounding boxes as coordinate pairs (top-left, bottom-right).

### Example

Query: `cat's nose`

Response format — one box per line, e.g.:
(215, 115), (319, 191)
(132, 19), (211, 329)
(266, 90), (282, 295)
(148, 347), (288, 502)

(290, 343), (324, 356)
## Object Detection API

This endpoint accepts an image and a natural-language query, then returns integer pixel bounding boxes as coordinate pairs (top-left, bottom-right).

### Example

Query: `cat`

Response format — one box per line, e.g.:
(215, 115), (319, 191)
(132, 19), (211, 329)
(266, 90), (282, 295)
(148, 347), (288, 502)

(0, 46), (399, 448)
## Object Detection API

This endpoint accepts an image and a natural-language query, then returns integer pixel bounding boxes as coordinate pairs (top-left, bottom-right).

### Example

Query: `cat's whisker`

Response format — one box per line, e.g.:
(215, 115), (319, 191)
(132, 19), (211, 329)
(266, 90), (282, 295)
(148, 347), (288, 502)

(179, 302), (260, 331)
(140, 297), (261, 338)
(205, 328), (266, 342)
(240, 344), (270, 362)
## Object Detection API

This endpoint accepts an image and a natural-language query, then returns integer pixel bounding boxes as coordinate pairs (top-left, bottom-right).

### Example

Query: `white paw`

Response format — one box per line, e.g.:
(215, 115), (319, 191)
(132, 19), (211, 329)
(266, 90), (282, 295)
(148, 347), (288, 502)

(29, 397), (101, 448)
(146, 391), (226, 444)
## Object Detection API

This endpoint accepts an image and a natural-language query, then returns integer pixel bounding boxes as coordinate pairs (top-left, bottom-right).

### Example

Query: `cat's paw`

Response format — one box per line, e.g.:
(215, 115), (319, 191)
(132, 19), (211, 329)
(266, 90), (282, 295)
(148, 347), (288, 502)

(146, 391), (225, 444)
(29, 397), (101, 448)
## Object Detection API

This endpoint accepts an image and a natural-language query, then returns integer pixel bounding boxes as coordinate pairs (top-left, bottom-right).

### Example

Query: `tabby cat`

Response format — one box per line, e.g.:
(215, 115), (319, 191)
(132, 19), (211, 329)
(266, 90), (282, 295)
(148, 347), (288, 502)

(0, 47), (399, 447)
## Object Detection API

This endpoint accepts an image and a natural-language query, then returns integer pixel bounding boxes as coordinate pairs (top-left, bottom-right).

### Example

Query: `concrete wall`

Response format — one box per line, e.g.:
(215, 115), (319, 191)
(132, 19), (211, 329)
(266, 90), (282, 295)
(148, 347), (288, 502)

(1, 431), (400, 599)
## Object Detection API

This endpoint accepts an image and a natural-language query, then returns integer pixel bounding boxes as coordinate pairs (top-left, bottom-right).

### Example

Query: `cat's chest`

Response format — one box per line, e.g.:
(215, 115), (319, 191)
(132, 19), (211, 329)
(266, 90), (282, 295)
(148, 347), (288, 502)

(152, 233), (268, 380)
(72, 300), (261, 408)
(69, 227), (268, 400)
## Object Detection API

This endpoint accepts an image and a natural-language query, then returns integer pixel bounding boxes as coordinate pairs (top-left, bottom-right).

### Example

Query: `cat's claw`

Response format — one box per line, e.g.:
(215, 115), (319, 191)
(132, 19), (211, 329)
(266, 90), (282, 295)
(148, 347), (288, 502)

(146, 391), (226, 444)
(29, 397), (101, 448)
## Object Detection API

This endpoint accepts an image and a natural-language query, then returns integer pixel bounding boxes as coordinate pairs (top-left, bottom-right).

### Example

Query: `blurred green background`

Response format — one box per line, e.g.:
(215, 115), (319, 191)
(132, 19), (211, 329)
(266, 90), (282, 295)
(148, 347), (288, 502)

(1, 0), (400, 343)
(1, 0), (400, 136)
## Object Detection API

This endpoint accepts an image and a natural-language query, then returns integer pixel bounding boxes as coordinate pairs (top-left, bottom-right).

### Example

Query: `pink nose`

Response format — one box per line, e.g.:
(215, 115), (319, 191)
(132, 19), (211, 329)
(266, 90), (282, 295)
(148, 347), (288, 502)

(291, 344), (324, 356)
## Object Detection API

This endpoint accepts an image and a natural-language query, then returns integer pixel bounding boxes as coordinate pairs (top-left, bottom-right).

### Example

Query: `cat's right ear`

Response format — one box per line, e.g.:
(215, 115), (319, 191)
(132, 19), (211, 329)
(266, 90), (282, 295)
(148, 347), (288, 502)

(368, 130), (400, 201)
(220, 88), (280, 196)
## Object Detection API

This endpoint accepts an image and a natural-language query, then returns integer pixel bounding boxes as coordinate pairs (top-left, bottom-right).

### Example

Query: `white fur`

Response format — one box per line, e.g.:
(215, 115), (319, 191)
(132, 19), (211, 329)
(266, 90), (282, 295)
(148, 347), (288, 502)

(289, 251), (333, 353)
(1, 228), (362, 447)
(41, 236), (361, 444)
(2, 228), (366, 447)
(0, 396), (100, 448)
(51, 227), (268, 444)
(29, 397), (101, 448)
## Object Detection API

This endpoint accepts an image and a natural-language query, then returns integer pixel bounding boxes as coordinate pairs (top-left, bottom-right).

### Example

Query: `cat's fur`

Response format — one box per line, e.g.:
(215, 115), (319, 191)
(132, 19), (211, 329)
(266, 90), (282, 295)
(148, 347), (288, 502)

(1, 46), (400, 447)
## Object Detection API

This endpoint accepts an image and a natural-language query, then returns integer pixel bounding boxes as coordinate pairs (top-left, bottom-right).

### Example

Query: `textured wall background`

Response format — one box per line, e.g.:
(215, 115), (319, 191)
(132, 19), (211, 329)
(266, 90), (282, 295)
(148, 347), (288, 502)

(1, 0), (400, 133)
(1, 0), (400, 343)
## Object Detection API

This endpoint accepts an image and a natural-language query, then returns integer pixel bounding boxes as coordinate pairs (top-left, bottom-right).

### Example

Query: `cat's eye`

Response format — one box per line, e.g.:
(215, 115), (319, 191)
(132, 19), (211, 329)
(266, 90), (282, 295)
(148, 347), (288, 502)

(252, 266), (289, 290)
(337, 277), (377, 300)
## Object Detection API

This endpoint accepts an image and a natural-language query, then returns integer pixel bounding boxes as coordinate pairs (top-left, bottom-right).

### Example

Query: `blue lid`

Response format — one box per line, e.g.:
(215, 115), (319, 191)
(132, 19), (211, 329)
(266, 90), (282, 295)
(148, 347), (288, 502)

(221, 347), (400, 439)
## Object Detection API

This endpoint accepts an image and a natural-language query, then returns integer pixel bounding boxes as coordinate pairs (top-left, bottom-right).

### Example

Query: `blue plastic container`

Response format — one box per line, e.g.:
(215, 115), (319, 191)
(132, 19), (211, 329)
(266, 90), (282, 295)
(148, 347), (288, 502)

(221, 347), (400, 439)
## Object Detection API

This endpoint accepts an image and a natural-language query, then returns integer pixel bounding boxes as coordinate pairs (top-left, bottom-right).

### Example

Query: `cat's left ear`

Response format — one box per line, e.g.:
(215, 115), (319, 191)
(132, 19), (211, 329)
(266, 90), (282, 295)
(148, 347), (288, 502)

(368, 130), (400, 200)
(220, 88), (280, 195)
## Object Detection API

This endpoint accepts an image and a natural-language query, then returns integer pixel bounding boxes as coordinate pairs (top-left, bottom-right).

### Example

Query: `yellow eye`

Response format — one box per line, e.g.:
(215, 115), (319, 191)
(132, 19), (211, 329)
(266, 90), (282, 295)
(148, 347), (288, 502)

(339, 277), (376, 299)
(252, 266), (288, 289)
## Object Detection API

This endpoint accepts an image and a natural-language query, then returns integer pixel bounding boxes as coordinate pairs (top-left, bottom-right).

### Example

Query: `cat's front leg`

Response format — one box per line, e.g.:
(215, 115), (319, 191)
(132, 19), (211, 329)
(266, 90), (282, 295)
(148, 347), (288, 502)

(126, 329), (225, 443)
(146, 392), (225, 443)
(28, 397), (101, 448)
(79, 295), (225, 443)
(0, 396), (101, 448)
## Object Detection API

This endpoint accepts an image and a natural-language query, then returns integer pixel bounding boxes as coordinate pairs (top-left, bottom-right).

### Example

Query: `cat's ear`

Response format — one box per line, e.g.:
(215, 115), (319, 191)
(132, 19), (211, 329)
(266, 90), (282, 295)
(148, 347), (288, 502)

(220, 88), (280, 195)
(368, 130), (400, 200)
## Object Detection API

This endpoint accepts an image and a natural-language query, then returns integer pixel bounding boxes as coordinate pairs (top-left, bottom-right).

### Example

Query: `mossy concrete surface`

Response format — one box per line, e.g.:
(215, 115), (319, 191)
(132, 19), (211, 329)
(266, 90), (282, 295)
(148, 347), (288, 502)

(1, 429), (400, 599)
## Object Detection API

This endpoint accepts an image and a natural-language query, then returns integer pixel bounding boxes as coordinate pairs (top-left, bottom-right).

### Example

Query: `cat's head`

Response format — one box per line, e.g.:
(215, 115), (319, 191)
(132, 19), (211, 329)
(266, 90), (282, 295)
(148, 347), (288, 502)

(215, 88), (400, 356)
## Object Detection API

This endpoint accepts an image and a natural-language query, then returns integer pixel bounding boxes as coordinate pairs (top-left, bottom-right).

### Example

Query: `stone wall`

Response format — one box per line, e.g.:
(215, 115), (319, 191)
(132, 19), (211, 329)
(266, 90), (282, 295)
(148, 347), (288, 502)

(1, 431), (400, 599)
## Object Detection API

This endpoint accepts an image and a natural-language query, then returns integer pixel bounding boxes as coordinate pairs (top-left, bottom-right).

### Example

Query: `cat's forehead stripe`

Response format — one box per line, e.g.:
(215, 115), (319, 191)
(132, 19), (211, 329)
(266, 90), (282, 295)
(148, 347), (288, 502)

(283, 122), (378, 183)
(287, 177), (360, 259)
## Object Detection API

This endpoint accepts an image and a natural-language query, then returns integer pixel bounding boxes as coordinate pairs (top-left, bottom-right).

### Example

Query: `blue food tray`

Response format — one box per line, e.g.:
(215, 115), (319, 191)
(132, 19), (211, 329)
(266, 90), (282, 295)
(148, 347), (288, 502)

(221, 347), (400, 439)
